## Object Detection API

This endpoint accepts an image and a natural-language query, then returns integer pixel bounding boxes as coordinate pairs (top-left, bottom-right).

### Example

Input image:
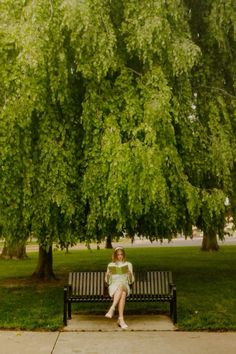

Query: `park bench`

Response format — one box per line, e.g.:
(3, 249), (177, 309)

(63, 270), (177, 326)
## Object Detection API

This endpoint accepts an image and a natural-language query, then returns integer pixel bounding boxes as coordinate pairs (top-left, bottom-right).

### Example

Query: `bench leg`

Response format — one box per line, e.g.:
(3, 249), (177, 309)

(172, 287), (177, 324)
(170, 301), (173, 319)
(170, 300), (177, 324)
(63, 286), (68, 326)
(68, 301), (72, 319)
(172, 302), (177, 324)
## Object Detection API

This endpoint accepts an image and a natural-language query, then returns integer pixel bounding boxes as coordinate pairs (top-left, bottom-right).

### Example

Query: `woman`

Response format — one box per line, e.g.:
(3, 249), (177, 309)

(105, 246), (134, 329)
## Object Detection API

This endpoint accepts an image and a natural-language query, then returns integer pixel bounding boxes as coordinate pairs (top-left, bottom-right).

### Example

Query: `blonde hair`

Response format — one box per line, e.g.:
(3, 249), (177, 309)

(112, 247), (126, 262)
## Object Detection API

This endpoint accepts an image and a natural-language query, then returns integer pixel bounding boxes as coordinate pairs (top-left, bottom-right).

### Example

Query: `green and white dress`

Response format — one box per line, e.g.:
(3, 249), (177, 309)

(106, 261), (134, 297)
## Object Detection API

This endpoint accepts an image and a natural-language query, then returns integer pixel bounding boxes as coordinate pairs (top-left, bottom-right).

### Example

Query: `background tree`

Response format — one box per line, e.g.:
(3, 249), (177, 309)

(0, 0), (85, 277)
(0, 0), (31, 259)
(72, 0), (202, 244)
(22, 0), (86, 278)
(185, 0), (236, 250)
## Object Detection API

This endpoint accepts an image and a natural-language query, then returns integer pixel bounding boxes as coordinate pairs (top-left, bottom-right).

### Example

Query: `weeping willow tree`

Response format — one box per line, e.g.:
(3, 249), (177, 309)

(0, 1), (31, 259)
(1, 0), (235, 278)
(66, 0), (235, 249)
(185, 0), (236, 250)
(0, 0), (85, 277)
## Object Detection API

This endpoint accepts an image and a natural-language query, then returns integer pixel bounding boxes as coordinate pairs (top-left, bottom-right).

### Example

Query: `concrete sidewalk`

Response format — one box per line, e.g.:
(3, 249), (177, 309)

(0, 315), (236, 354)
(63, 314), (175, 332)
(1, 330), (236, 354)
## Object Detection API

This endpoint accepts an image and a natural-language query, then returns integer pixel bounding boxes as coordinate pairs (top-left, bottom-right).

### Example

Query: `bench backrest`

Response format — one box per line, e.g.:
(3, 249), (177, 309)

(131, 271), (173, 295)
(69, 271), (106, 296)
(68, 270), (173, 297)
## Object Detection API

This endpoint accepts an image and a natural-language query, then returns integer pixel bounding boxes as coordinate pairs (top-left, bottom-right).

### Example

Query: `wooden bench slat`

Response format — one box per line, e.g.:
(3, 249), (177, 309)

(93, 273), (96, 295)
(85, 273), (88, 295)
(82, 272), (86, 296)
(76, 273), (79, 295)
(99, 272), (103, 296)
(96, 272), (99, 295)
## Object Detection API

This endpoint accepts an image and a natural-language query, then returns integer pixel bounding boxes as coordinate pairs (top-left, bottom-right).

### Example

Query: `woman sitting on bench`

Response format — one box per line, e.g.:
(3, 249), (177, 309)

(105, 246), (134, 329)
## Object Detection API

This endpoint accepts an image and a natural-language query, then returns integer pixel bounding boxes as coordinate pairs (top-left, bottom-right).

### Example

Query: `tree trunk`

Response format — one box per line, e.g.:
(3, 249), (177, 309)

(32, 245), (56, 280)
(201, 231), (219, 251)
(0, 244), (27, 260)
(105, 235), (113, 249)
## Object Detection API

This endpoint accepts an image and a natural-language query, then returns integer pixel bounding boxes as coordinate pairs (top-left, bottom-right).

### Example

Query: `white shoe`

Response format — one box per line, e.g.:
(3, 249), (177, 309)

(105, 307), (115, 318)
(118, 318), (128, 329)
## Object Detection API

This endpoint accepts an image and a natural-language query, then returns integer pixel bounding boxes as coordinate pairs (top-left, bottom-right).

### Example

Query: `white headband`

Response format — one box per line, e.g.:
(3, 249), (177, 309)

(114, 246), (124, 251)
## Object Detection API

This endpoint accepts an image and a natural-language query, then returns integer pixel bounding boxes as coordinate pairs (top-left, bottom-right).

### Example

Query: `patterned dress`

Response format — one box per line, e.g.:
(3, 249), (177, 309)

(105, 261), (134, 297)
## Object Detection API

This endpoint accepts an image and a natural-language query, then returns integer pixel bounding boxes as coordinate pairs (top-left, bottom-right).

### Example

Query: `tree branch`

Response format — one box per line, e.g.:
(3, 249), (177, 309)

(126, 67), (142, 77)
(49, 0), (54, 20)
(200, 86), (236, 99)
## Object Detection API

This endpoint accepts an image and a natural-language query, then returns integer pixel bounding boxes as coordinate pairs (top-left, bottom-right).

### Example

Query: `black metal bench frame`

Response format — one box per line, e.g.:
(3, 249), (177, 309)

(63, 270), (177, 326)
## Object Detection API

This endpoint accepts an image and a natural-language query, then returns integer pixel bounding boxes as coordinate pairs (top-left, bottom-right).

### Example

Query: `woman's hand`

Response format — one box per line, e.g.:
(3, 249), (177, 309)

(127, 270), (132, 282)
(106, 270), (112, 284)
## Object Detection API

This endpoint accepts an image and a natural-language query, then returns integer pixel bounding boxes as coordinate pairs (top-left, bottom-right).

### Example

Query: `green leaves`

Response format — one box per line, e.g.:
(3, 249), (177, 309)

(1, 0), (235, 249)
(122, 0), (200, 73)
(208, 0), (236, 46)
(0, 0), (83, 247)
(62, 0), (117, 81)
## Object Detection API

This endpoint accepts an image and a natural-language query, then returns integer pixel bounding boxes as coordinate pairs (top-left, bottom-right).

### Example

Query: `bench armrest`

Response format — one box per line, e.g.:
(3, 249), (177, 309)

(104, 281), (109, 288)
(104, 281), (109, 296)
(65, 284), (72, 297)
(169, 283), (176, 294)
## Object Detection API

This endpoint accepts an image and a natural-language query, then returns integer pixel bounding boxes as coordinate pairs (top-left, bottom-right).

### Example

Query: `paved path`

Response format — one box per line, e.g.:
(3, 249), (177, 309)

(1, 235), (235, 254)
(19, 234), (236, 253)
(119, 235), (236, 249)
(1, 330), (236, 354)
(1, 315), (236, 354)
(64, 314), (175, 332)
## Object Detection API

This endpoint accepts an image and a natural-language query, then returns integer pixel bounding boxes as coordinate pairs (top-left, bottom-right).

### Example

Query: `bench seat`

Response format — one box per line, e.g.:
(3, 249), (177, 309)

(63, 270), (177, 325)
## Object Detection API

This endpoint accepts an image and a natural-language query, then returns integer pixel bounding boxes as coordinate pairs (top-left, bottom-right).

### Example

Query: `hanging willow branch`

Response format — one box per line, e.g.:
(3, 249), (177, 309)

(200, 86), (236, 99)
(126, 66), (142, 77)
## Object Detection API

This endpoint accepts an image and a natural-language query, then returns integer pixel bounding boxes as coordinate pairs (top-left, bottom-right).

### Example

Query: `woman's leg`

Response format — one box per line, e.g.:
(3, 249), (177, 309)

(112, 286), (123, 308)
(117, 289), (128, 328)
(105, 285), (127, 318)
(118, 290), (127, 318)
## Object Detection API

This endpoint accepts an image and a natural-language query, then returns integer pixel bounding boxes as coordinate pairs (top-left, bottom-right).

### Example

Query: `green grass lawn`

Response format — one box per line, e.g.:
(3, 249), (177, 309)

(0, 245), (236, 331)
